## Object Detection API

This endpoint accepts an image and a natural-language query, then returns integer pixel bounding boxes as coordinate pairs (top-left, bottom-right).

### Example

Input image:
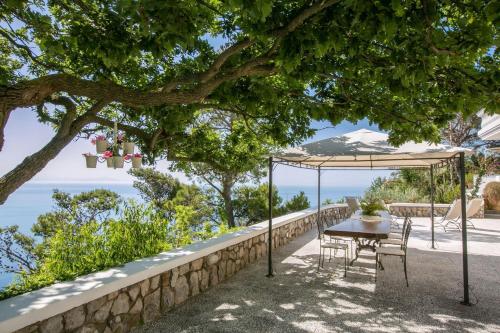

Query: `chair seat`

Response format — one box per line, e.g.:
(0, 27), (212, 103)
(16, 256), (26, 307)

(321, 242), (348, 249)
(380, 238), (403, 245)
(376, 247), (404, 256)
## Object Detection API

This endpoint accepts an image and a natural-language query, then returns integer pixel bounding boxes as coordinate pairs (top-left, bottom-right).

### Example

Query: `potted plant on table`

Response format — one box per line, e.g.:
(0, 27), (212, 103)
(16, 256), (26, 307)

(360, 198), (386, 223)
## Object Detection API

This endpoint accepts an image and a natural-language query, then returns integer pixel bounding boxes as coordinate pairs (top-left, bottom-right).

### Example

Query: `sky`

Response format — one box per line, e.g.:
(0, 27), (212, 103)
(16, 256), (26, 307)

(0, 108), (391, 188)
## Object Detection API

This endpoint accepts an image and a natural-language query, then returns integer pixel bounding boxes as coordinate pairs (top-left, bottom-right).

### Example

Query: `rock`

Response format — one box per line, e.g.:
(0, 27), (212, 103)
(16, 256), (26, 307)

(207, 253), (219, 265)
(76, 324), (101, 333)
(161, 286), (175, 310)
(129, 297), (143, 314)
(218, 261), (226, 281)
(238, 246), (245, 259)
(103, 326), (112, 333)
(189, 271), (199, 296)
(39, 315), (63, 333)
(209, 265), (219, 287)
(143, 288), (161, 323)
(87, 296), (107, 316)
(107, 290), (119, 300)
(128, 285), (140, 302)
(64, 305), (86, 331)
(111, 293), (130, 316)
(249, 247), (256, 263)
(191, 258), (203, 271)
(200, 268), (209, 291)
(161, 271), (171, 287)
(170, 268), (179, 288)
(93, 300), (113, 322)
(140, 279), (150, 297)
(174, 275), (189, 305)
(179, 263), (190, 275)
(150, 275), (160, 290)
(14, 324), (38, 333)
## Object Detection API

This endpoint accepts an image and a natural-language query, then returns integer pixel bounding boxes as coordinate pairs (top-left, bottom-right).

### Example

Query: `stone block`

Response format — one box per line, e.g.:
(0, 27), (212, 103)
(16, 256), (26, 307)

(191, 258), (203, 271)
(128, 285), (140, 302)
(174, 275), (189, 305)
(218, 260), (226, 281)
(64, 305), (86, 331)
(179, 263), (190, 275)
(111, 293), (130, 316)
(189, 271), (199, 296)
(129, 297), (143, 315)
(40, 315), (63, 333)
(143, 288), (161, 323)
(200, 268), (209, 291)
(207, 253), (219, 265)
(209, 265), (219, 287)
(150, 275), (160, 291)
(140, 278), (150, 297)
(161, 286), (175, 310)
(86, 296), (107, 317)
(170, 267), (179, 288)
(92, 300), (113, 323)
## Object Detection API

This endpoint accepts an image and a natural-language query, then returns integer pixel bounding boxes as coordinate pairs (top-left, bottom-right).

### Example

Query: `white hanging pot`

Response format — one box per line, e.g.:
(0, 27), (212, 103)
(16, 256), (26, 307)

(106, 158), (114, 168)
(123, 142), (135, 155)
(84, 155), (98, 168)
(113, 156), (124, 168)
(132, 156), (142, 168)
(96, 140), (108, 153)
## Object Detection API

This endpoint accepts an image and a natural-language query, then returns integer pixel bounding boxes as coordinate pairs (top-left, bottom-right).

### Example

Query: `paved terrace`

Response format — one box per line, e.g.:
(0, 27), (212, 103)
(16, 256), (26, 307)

(134, 217), (500, 333)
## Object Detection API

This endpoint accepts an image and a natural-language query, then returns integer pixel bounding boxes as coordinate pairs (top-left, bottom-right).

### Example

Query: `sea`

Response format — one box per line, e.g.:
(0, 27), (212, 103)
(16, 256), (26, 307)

(0, 182), (366, 288)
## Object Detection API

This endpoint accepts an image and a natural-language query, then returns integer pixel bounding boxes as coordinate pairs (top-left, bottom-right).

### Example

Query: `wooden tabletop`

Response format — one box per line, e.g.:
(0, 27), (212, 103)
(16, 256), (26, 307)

(324, 211), (391, 239)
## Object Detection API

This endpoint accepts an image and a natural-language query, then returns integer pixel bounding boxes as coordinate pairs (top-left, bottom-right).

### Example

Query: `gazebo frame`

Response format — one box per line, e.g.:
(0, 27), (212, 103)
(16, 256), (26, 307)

(266, 151), (471, 306)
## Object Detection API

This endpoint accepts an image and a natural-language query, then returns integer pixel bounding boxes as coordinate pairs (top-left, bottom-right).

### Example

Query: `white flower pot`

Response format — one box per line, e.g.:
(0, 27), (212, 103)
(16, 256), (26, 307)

(123, 142), (135, 155)
(96, 140), (108, 153)
(132, 156), (142, 168)
(113, 156), (124, 168)
(84, 155), (97, 168)
(106, 158), (114, 168)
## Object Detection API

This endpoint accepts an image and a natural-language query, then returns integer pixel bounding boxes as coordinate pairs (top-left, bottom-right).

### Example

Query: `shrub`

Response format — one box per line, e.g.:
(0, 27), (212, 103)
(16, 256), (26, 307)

(484, 182), (500, 210)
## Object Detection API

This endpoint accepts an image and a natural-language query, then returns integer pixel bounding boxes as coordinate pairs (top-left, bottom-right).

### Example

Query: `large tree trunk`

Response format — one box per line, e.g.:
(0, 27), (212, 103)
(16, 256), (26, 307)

(0, 108), (10, 151)
(221, 180), (235, 228)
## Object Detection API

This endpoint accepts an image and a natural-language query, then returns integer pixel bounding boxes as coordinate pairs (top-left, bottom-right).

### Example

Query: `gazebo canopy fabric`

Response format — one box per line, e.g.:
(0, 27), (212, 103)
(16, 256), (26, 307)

(275, 129), (468, 169)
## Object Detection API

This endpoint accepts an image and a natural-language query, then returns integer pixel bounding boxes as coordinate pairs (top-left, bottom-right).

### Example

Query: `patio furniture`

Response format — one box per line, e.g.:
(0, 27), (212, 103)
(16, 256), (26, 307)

(380, 216), (412, 246)
(376, 222), (412, 287)
(324, 211), (391, 265)
(317, 214), (349, 276)
(437, 199), (462, 232)
(380, 200), (400, 230)
(345, 197), (360, 215)
(464, 198), (482, 230)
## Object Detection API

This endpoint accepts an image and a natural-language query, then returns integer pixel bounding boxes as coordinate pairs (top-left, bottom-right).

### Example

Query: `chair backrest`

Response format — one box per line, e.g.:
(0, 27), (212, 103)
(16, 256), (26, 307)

(398, 216), (410, 240)
(466, 198), (483, 218)
(402, 221), (412, 251)
(445, 199), (462, 220)
(345, 197), (360, 213)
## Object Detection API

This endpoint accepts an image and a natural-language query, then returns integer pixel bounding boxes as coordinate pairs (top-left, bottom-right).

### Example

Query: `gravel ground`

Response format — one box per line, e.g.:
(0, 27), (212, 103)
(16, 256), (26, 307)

(134, 217), (500, 333)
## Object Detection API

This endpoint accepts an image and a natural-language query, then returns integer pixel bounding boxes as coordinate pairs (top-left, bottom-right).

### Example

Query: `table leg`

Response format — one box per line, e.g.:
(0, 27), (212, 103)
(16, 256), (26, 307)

(350, 238), (381, 266)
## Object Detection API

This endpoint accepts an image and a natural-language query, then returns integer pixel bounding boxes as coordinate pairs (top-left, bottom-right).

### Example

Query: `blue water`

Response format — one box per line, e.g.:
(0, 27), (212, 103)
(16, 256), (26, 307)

(0, 183), (366, 288)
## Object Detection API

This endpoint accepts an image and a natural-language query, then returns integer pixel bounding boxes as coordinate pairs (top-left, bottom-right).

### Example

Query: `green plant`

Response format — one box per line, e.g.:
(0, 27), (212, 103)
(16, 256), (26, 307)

(360, 199), (385, 216)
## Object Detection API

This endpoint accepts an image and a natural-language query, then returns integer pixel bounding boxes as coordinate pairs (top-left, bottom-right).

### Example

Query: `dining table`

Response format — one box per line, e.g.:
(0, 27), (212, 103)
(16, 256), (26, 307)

(324, 210), (392, 265)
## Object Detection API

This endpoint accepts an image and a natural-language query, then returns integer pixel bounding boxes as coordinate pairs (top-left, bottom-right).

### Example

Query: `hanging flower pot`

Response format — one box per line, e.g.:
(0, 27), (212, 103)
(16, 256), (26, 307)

(131, 154), (142, 168)
(92, 135), (108, 153)
(113, 156), (124, 168)
(83, 153), (97, 168)
(123, 142), (135, 155)
(102, 151), (113, 168)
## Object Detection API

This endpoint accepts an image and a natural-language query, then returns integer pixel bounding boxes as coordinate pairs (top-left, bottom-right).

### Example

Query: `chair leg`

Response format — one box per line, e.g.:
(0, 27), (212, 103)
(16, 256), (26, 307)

(344, 248), (347, 277)
(403, 256), (409, 287)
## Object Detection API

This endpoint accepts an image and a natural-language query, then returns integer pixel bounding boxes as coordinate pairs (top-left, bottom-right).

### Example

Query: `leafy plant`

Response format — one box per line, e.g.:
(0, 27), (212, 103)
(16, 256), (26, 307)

(360, 199), (385, 217)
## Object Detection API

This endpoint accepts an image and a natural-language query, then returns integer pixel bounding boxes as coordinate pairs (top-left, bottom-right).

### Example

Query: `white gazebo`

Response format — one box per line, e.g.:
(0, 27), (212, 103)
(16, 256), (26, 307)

(266, 129), (472, 305)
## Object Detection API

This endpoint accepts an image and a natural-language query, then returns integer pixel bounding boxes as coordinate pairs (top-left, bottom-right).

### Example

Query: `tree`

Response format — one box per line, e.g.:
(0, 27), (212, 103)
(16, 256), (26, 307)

(128, 168), (182, 209)
(441, 113), (482, 148)
(0, 0), (498, 203)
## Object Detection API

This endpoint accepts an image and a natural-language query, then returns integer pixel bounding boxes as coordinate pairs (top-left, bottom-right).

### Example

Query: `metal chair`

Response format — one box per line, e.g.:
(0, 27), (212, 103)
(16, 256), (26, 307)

(381, 216), (412, 246)
(317, 214), (349, 276)
(375, 222), (412, 287)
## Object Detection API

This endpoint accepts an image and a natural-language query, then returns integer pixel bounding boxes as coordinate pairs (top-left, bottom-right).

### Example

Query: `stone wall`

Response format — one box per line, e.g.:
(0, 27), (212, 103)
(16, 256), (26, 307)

(10, 205), (346, 333)
(388, 202), (484, 218)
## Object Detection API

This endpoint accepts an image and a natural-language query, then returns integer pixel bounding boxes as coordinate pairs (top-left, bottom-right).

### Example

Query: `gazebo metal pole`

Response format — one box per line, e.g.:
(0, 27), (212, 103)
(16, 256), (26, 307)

(267, 156), (274, 277)
(317, 167), (321, 238)
(459, 152), (470, 305)
(430, 165), (435, 249)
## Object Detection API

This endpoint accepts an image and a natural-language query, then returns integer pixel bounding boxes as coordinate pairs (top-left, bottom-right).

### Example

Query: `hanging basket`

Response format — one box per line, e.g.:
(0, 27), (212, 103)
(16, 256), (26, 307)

(84, 155), (98, 168)
(106, 158), (114, 168)
(123, 142), (135, 155)
(113, 156), (124, 168)
(132, 156), (142, 168)
(96, 140), (108, 153)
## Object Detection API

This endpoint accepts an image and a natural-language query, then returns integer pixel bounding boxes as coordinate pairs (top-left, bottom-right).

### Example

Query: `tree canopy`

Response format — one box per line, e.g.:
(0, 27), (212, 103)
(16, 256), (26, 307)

(0, 0), (498, 203)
